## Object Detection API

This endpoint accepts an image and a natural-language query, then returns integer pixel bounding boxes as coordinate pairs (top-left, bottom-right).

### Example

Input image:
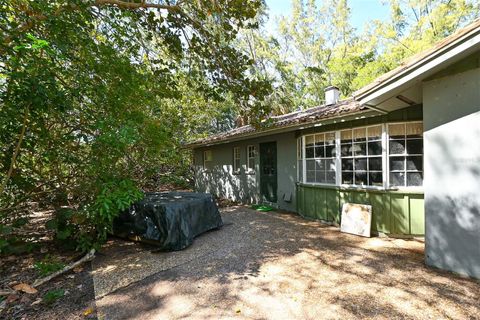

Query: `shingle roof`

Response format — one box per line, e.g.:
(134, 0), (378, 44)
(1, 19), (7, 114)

(186, 99), (368, 147)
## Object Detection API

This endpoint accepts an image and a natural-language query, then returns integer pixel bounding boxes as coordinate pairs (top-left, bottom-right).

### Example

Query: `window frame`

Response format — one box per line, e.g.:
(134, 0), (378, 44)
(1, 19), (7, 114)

(246, 145), (256, 174)
(339, 124), (386, 189)
(233, 146), (241, 174)
(297, 137), (304, 182)
(302, 131), (337, 185)
(297, 121), (423, 191)
(386, 121), (424, 189)
(203, 150), (213, 171)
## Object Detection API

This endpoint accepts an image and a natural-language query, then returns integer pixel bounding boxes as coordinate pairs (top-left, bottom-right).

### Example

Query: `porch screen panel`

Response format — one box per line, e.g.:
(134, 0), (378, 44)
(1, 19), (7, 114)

(204, 150), (213, 170)
(247, 145), (256, 172)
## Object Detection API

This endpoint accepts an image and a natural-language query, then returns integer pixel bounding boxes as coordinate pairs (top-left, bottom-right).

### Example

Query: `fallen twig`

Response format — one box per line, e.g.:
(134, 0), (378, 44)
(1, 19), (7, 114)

(0, 289), (13, 296)
(32, 249), (95, 288)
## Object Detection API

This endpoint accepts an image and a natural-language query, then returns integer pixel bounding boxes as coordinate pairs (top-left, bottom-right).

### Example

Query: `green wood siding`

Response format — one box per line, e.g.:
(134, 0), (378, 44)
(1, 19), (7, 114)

(296, 184), (424, 235)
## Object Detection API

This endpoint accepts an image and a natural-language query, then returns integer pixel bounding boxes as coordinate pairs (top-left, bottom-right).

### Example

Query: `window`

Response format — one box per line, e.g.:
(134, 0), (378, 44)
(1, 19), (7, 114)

(388, 122), (423, 187)
(340, 125), (383, 186)
(297, 138), (303, 182)
(297, 122), (423, 189)
(247, 145), (256, 173)
(203, 150), (213, 170)
(233, 147), (241, 173)
(304, 132), (336, 184)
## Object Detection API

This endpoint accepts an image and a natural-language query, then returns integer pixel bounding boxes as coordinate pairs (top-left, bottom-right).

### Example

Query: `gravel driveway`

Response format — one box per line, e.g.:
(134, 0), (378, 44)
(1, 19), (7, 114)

(94, 206), (480, 320)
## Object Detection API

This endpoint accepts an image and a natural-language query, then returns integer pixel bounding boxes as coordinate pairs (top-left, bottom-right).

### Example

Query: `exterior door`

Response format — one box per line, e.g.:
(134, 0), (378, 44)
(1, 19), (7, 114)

(260, 142), (277, 203)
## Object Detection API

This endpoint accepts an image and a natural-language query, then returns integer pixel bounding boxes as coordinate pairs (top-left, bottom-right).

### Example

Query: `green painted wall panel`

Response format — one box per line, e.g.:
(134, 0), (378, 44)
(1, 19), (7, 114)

(409, 196), (425, 235)
(325, 189), (339, 222)
(315, 189), (326, 220)
(369, 193), (387, 233)
(353, 191), (368, 205)
(297, 184), (424, 236)
(390, 194), (409, 234)
(304, 188), (316, 220)
(296, 187), (303, 216)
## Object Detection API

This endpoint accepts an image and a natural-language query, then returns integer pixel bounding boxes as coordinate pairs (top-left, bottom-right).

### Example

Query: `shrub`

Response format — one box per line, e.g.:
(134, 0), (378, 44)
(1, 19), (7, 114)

(34, 256), (65, 277)
(43, 289), (64, 305)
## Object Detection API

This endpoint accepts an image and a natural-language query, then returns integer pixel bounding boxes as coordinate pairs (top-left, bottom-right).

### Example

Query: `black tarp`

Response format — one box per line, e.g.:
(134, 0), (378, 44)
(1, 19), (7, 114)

(112, 192), (223, 251)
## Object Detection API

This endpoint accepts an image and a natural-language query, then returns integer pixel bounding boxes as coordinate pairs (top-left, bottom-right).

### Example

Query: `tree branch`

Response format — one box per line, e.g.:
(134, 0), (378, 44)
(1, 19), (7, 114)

(94, 0), (181, 11)
(2, 1), (182, 48)
(0, 106), (29, 196)
(32, 249), (96, 288)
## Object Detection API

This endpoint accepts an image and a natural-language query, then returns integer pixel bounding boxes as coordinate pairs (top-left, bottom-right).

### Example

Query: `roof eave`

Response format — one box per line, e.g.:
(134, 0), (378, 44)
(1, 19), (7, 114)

(184, 108), (378, 149)
(354, 20), (480, 105)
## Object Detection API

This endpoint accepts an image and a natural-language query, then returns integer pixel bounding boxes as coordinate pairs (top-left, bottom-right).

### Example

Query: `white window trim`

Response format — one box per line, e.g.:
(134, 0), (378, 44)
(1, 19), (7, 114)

(296, 138), (303, 182)
(246, 145), (256, 174)
(386, 121), (424, 191)
(233, 147), (241, 174)
(339, 124), (385, 188)
(381, 123), (387, 189)
(301, 131), (337, 186)
(297, 121), (424, 191)
(203, 150), (212, 171)
(302, 136), (306, 184)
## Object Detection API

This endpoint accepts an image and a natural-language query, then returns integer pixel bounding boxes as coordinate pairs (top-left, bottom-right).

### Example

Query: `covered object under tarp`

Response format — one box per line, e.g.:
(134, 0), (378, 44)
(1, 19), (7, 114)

(112, 192), (223, 251)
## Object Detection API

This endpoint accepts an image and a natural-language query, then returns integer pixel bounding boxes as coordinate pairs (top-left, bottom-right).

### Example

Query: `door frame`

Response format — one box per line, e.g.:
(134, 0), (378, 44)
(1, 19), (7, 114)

(259, 141), (278, 204)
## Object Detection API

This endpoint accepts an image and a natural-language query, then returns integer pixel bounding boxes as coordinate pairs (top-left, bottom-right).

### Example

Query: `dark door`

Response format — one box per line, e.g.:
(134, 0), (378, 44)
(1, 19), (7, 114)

(260, 142), (277, 203)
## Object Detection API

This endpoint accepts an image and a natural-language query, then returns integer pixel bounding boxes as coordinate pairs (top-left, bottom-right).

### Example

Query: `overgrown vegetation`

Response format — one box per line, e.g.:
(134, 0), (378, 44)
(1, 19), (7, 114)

(1, 0), (269, 251)
(42, 289), (65, 305)
(34, 256), (65, 277)
(1, 0), (478, 253)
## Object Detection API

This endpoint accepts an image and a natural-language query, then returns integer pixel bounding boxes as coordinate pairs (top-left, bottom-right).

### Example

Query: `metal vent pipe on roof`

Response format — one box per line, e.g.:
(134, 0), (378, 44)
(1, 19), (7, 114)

(325, 86), (340, 105)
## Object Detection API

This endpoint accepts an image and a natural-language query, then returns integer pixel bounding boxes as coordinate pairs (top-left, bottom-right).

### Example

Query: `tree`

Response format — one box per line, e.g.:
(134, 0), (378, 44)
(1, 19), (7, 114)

(0, 0), (269, 251)
(353, 0), (480, 88)
(238, 0), (373, 113)
(240, 0), (479, 112)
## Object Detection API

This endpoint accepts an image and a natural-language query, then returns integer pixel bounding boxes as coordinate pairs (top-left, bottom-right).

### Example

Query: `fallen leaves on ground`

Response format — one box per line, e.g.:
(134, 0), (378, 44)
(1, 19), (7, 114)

(83, 307), (94, 316)
(73, 266), (83, 273)
(13, 283), (38, 294)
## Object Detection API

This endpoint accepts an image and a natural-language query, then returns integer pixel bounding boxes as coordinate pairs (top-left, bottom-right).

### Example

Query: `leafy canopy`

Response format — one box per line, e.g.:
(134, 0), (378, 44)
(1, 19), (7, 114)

(238, 0), (479, 113)
(0, 0), (269, 250)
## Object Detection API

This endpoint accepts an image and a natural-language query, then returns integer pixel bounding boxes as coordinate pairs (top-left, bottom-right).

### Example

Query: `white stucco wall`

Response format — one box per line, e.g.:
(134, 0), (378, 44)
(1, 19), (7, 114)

(423, 66), (480, 278)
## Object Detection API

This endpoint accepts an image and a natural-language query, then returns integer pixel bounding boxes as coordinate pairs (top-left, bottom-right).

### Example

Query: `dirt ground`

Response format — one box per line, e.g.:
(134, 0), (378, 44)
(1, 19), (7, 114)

(95, 206), (480, 320)
(0, 211), (96, 320)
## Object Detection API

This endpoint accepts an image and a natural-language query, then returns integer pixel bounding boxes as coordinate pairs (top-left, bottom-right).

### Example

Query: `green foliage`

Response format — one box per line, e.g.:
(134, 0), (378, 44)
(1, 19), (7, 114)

(0, 237), (38, 255)
(2, 0), (477, 254)
(1, 0), (269, 252)
(0, 219), (38, 254)
(34, 255), (65, 277)
(43, 180), (143, 251)
(239, 0), (479, 112)
(43, 289), (64, 305)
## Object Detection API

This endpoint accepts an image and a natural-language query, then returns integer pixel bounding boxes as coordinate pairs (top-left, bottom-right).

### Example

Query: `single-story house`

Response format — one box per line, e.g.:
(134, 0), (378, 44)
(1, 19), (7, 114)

(186, 19), (480, 279)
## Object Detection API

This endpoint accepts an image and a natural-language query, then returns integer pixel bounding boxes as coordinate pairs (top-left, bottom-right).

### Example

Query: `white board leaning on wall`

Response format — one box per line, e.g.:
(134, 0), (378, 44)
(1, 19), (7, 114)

(340, 203), (372, 237)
